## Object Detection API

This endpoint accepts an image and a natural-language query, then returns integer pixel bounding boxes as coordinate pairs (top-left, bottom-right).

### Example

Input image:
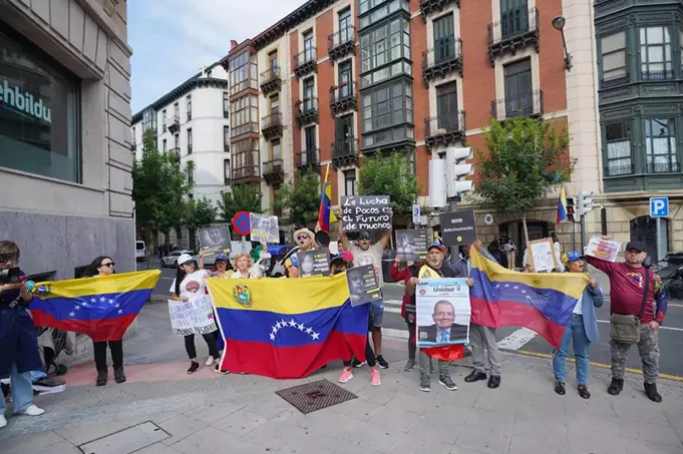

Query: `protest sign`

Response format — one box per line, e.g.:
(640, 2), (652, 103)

(168, 295), (217, 336)
(440, 211), (477, 246)
(527, 238), (557, 272)
(585, 237), (622, 262)
(297, 249), (331, 277)
(396, 229), (428, 261)
(346, 264), (381, 307)
(250, 213), (280, 243)
(416, 278), (471, 346)
(198, 225), (232, 256)
(340, 196), (392, 232)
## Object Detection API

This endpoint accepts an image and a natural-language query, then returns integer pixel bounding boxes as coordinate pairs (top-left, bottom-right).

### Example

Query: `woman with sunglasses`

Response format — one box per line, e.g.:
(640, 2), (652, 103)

(83, 256), (126, 386)
(170, 253), (220, 374)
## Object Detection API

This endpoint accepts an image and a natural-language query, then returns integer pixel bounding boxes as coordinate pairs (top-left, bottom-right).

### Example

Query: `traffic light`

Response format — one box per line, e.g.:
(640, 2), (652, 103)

(578, 191), (594, 216)
(566, 197), (576, 222)
(446, 147), (474, 198)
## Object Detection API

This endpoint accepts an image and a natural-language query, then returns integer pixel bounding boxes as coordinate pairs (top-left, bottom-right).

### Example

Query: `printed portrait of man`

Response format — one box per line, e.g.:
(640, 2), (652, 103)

(418, 300), (468, 344)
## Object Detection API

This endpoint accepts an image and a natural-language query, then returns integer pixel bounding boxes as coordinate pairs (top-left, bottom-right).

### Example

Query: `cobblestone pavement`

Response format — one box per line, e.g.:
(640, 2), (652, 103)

(2, 307), (682, 454)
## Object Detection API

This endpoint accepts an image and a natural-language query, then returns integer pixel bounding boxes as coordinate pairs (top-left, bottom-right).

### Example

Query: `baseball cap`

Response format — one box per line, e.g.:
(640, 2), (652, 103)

(178, 254), (194, 266)
(331, 251), (354, 266)
(561, 251), (584, 265)
(626, 241), (647, 253)
(215, 253), (228, 262)
(427, 242), (447, 254)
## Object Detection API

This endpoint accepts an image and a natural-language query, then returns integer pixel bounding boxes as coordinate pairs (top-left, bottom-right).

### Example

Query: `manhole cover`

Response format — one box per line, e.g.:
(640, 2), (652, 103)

(276, 379), (357, 414)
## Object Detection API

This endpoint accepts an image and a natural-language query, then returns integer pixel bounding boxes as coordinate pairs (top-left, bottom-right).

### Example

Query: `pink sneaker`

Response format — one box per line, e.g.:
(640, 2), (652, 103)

(371, 369), (381, 386)
(338, 368), (354, 383)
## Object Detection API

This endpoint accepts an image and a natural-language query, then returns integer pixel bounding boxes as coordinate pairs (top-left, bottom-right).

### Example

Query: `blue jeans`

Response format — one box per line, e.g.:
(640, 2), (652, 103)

(1, 363), (34, 415)
(371, 299), (384, 328)
(553, 314), (591, 386)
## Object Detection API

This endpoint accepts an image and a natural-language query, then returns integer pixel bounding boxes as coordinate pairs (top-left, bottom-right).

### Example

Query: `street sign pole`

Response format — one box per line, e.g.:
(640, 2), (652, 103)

(656, 217), (666, 262)
(650, 197), (669, 262)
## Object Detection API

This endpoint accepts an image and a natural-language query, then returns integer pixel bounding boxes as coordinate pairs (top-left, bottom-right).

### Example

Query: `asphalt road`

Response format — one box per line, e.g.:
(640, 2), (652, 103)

(141, 257), (683, 380)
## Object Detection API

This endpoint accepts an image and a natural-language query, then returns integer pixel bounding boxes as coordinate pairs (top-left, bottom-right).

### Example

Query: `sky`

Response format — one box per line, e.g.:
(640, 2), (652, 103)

(128, 0), (309, 114)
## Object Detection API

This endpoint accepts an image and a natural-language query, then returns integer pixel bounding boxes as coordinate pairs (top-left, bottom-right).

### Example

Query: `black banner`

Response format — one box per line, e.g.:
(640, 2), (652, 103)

(395, 229), (428, 261)
(346, 264), (381, 307)
(297, 250), (331, 277)
(340, 195), (392, 232)
(440, 211), (477, 246)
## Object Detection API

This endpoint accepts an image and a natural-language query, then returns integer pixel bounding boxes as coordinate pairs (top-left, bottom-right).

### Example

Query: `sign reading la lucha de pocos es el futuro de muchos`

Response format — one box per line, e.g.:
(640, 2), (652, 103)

(0, 78), (52, 124)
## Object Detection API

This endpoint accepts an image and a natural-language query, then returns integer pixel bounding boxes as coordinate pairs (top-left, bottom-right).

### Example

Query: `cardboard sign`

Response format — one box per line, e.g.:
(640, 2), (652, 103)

(527, 238), (557, 273)
(198, 225), (232, 256)
(396, 229), (429, 262)
(346, 264), (382, 307)
(439, 211), (477, 246)
(297, 249), (331, 277)
(585, 237), (622, 262)
(341, 195), (392, 232)
(416, 278), (471, 347)
(168, 295), (217, 336)
(250, 213), (280, 244)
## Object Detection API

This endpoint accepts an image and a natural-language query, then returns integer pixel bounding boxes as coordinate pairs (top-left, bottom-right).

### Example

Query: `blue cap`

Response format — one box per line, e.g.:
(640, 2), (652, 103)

(215, 254), (228, 262)
(561, 251), (584, 265)
(427, 242), (447, 254)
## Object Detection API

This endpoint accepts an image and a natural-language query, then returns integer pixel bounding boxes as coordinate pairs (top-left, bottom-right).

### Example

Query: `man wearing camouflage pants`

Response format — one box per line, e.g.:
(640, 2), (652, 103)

(585, 240), (667, 402)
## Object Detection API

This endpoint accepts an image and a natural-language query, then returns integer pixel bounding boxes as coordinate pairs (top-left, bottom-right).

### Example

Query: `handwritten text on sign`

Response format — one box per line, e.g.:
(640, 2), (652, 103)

(341, 196), (392, 232)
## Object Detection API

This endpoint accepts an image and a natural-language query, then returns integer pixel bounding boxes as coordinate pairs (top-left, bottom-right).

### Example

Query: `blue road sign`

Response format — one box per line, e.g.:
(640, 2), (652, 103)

(650, 197), (669, 218)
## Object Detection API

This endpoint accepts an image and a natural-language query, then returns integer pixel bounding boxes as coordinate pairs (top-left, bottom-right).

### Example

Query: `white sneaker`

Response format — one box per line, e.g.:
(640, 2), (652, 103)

(0, 414), (6, 429)
(205, 356), (215, 366)
(17, 405), (44, 416)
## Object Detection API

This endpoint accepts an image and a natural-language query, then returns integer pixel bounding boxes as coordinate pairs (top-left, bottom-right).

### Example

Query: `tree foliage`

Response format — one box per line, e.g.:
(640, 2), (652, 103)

(184, 197), (217, 230)
(132, 129), (194, 243)
(358, 153), (420, 214)
(218, 184), (263, 222)
(275, 170), (321, 228)
(475, 117), (573, 239)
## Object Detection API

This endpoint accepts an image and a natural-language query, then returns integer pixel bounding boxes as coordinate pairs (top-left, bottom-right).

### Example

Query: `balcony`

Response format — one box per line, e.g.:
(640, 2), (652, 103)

(641, 69), (675, 81)
(328, 26), (356, 62)
(331, 137), (360, 169)
(297, 148), (320, 171)
(487, 7), (539, 66)
(168, 114), (180, 134)
(420, 0), (460, 21)
(263, 158), (285, 185)
(422, 37), (463, 85)
(260, 67), (282, 96)
(232, 163), (261, 184)
(262, 112), (283, 141)
(293, 48), (317, 79)
(647, 160), (681, 174)
(329, 82), (357, 116)
(296, 98), (319, 127)
(490, 89), (543, 121)
(601, 73), (630, 89)
(425, 112), (466, 150)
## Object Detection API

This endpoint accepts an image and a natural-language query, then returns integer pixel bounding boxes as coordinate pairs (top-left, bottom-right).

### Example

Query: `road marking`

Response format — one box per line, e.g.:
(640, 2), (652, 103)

(596, 320), (683, 332)
(668, 302), (683, 308)
(517, 350), (683, 383)
(160, 277), (174, 281)
(382, 328), (410, 340)
(496, 328), (538, 350)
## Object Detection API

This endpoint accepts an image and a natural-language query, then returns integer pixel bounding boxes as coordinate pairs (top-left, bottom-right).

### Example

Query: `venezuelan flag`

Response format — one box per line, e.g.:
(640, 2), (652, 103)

(317, 163), (337, 233)
(470, 248), (588, 348)
(557, 184), (568, 223)
(207, 273), (367, 379)
(29, 270), (160, 342)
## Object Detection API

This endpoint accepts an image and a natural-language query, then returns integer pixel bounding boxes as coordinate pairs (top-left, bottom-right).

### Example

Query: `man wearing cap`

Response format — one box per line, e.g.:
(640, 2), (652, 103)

(552, 251), (603, 399)
(339, 225), (392, 369)
(585, 240), (667, 402)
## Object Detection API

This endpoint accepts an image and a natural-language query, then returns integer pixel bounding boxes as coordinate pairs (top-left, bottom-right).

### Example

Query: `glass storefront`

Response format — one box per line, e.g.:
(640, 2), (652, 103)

(0, 23), (80, 183)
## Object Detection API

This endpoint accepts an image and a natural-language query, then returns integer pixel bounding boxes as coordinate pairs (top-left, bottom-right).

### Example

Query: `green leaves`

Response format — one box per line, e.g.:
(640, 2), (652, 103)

(274, 170), (321, 228)
(358, 153), (420, 215)
(475, 117), (573, 218)
(218, 184), (263, 222)
(184, 197), (217, 230)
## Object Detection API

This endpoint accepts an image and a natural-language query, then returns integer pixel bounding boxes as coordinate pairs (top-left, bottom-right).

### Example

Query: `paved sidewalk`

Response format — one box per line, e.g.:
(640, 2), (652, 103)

(2, 306), (682, 454)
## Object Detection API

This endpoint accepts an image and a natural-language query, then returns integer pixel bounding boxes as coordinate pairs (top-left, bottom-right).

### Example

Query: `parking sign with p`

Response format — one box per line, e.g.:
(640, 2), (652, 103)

(649, 197), (669, 218)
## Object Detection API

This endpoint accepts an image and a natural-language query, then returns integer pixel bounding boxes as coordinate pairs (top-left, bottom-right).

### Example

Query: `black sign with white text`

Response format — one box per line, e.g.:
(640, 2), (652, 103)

(297, 250), (331, 277)
(440, 211), (477, 246)
(341, 196), (392, 232)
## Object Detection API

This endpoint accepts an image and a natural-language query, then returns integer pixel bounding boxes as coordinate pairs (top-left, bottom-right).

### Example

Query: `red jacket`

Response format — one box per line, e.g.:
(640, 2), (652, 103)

(390, 263), (414, 319)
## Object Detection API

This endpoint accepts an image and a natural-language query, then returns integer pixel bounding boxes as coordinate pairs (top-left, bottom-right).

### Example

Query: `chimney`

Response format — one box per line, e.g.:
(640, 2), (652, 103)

(230, 40), (238, 50)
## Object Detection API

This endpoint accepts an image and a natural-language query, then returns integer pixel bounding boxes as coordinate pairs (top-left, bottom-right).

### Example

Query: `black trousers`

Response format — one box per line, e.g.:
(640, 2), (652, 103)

(93, 340), (123, 373)
(184, 332), (220, 360)
(406, 321), (416, 360)
(343, 336), (376, 368)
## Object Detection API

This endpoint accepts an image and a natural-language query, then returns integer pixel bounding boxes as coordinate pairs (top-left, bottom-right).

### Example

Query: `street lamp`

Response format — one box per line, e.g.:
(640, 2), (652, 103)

(552, 15), (573, 71)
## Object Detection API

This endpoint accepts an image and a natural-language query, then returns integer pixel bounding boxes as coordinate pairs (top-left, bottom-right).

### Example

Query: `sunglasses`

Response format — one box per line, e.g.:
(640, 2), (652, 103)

(101, 262), (115, 268)
(0, 254), (14, 264)
(359, 235), (370, 241)
(297, 235), (311, 241)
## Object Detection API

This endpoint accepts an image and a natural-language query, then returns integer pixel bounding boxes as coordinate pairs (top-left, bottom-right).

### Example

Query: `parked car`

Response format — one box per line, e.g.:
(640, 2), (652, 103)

(135, 241), (146, 262)
(161, 249), (194, 268)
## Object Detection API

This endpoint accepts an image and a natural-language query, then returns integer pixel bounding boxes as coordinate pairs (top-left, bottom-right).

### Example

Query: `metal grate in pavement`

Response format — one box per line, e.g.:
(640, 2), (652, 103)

(275, 379), (357, 414)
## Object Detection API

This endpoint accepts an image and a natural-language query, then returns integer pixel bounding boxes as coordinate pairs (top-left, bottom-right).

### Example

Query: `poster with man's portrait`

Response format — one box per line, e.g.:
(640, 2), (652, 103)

(198, 225), (232, 256)
(396, 229), (428, 262)
(297, 250), (331, 277)
(416, 278), (471, 346)
(346, 265), (381, 307)
(250, 213), (280, 244)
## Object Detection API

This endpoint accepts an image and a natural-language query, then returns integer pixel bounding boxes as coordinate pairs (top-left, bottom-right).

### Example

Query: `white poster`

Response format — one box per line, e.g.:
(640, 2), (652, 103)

(168, 295), (217, 336)
(528, 238), (557, 273)
(416, 278), (471, 346)
(250, 213), (280, 244)
(585, 237), (622, 262)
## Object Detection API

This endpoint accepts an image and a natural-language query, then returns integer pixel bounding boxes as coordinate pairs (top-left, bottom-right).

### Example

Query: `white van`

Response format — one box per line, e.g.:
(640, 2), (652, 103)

(135, 241), (146, 262)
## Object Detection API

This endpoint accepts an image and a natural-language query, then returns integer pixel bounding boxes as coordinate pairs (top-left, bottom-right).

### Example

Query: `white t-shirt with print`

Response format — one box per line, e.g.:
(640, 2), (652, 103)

(349, 241), (385, 287)
(170, 269), (210, 300)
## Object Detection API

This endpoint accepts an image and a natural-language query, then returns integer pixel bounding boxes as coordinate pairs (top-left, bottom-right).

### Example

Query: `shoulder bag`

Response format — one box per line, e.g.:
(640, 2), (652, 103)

(610, 269), (649, 344)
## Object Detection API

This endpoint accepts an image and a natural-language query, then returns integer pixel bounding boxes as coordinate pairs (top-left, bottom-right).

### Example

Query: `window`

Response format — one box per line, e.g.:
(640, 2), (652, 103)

(187, 128), (193, 154)
(604, 121), (631, 176)
(335, 114), (354, 154)
(303, 78), (315, 112)
(231, 95), (259, 136)
(339, 8), (352, 43)
(272, 139), (282, 161)
(229, 51), (258, 94)
(305, 126), (316, 151)
(174, 102), (179, 121)
(186, 95), (192, 120)
(500, 0), (529, 39)
(640, 27), (673, 80)
(270, 94), (280, 114)
(359, 0), (410, 29)
(339, 60), (353, 98)
(224, 159), (231, 185)
(436, 82), (459, 131)
(600, 32), (627, 84)
(361, 81), (413, 148)
(433, 13), (455, 63)
(162, 139), (167, 152)
(269, 51), (278, 71)
(224, 126), (230, 152)
(503, 59), (532, 118)
(162, 109), (167, 132)
(360, 17), (411, 88)
(644, 118), (677, 173)
(0, 27), (81, 182)
(303, 30), (314, 63)
(344, 170), (356, 196)
(132, 127), (136, 146)
(187, 161), (193, 183)
(223, 92), (229, 118)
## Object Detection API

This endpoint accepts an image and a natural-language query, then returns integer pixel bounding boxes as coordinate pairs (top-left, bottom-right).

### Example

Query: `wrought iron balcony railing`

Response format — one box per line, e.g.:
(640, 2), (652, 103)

(490, 89), (543, 121)
(422, 37), (463, 84)
(293, 48), (317, 79)
(487, 7), (539, 66)
(328, 26), (356, 61)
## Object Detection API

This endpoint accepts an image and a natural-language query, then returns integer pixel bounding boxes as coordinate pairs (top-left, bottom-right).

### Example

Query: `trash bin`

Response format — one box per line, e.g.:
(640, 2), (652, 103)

(382, 249), (397, 283)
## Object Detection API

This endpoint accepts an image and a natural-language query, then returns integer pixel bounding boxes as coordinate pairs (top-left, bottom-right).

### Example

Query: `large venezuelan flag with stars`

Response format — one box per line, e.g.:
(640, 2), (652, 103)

(470, 248), (588, 348)
(29, 270), (160, 342)
(207, 273), (368, 379)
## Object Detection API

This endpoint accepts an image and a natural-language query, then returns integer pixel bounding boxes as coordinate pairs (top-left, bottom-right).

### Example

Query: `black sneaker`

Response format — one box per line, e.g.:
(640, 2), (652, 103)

(419, 377), (431, 392)
(96, 371), (107, 387)
(376, 355), (389, 369)
(644, 382), (662, 403)
(114, 368), (126, 384)
(438, 376), (458, 391)
(578, 385), (590, 399)
(607, 378), (624, 396)
(187, 361), (200, 374)
(487, 375), (501, 389)
(352, 359), (365, 368)
(554, 381), (566, 396)
(215, 365), (230, 375)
